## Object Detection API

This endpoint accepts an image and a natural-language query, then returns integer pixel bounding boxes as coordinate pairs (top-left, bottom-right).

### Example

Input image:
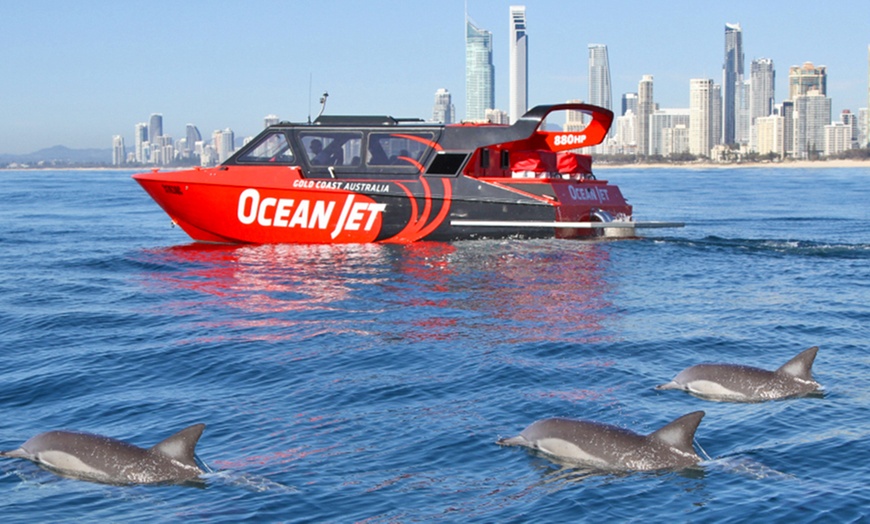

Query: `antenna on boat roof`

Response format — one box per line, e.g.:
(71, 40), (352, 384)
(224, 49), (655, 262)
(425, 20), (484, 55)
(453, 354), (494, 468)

(316, 91), (329, 120)
(307, 73), (313, 124)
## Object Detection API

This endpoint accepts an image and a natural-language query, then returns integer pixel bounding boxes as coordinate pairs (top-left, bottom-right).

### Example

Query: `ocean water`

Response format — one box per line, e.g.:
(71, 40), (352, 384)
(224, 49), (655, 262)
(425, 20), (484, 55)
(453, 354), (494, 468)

(0, 167), (868, 522)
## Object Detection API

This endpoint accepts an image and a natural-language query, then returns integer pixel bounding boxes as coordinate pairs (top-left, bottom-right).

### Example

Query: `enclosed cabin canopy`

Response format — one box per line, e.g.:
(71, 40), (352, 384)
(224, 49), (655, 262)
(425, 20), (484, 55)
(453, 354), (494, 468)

(223, 103), (612, 180)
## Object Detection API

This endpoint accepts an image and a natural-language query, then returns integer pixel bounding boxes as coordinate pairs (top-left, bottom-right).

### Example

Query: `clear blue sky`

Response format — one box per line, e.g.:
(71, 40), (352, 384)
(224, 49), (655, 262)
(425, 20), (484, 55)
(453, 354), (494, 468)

(2, 0), (868, 154)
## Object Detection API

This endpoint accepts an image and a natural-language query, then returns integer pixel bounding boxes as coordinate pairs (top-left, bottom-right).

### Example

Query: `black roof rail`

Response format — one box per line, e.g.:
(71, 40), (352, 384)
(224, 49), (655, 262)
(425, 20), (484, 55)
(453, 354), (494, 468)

(311, 115), (430, 126)
(312, 115), (395, 126)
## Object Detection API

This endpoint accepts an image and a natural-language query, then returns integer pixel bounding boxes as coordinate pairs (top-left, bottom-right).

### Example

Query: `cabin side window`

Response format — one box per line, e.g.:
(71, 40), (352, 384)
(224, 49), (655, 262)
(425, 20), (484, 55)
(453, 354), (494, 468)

(367, 133), (434, 171)
(236, 131), (294, 163)
(299, 132), (363, 167)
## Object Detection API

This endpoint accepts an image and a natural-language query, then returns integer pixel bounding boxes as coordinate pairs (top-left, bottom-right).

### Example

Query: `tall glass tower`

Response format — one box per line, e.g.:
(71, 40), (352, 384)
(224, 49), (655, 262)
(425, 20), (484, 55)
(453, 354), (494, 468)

(690, 78), (715, 157)
(722, 23), (743, 146)
(588, 45), (611, 111)
(793, 92), (831, 159)
(466, 18), (495, 122)
(149, 113), (163, 143)
(750, 58), (775, 120)
(185, 124), (202, 157)
(134, 122), (148, 163)
(749, 58), (775, 150)
(588, 44), (612, 143)
(509, 6), (528, 124)
(637, 75), (654, 156)
(112, 135), (126, 166)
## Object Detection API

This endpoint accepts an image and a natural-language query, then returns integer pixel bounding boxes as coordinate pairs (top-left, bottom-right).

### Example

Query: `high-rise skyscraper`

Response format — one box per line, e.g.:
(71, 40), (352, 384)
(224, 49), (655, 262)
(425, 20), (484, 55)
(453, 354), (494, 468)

(793, 90), (831, 159)
(637, 75), (654, 156)
(788, 62), (827, 100)
(712, 83), (723, 147)
(722, 23), (743, 146)
(149, 113), (163, 144)
(622, 93), (638, 117)
(750, 59), (775, 122)
(588, 45), (612, 112)
(112, 135), (126, 166)
(858, 108), (868, 148)
(432, 88), (455, 124)
(690, 78), (715, 157)
(650, 109), (690, 157)
(824, 121), (852, 156)
(134, 122), (148, 163)
(588, 44), (612, 152)
(749, 58), (775, 151)
(780, 100), (795, 156)
(614, 111), (637, 154)
(866, 46), (869, 147)
(466, 18), (495, 122)
(840, 109), (859, 149)
(508, 6), (528, 124)
(755, 114), (785, 157)
(485, 108), (509, 124)
(214, 128), (235, 163)
(588, 43), (613, 128)
(185, 124), (202, 158)
(563, 99), (586, 132)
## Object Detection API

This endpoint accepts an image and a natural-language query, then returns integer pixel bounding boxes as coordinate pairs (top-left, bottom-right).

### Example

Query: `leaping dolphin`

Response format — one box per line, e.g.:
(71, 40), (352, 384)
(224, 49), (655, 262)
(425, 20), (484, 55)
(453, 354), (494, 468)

(497, 411), (705, 471)
(656, 346), (821, 402)
(1, 423), (206, 484)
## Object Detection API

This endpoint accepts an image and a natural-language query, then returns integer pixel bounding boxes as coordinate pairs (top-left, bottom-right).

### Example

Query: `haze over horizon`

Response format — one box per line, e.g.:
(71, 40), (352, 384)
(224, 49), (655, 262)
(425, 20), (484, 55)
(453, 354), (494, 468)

(2, 0), (869, 155)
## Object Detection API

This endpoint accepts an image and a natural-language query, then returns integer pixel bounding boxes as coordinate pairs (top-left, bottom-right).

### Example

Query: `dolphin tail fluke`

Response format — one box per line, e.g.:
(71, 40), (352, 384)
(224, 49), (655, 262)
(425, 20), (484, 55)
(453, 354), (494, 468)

(648, 411), (705, 454)
(496, 435), (528, 447)
(149, 423), (206, 468)
(776, 346), (819, 380)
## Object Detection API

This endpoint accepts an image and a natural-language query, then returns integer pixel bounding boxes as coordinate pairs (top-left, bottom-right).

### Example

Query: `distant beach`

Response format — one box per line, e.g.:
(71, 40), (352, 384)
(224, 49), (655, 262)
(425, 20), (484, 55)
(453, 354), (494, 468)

(595, 158), (870, 170)
(3, 158), (869, 173)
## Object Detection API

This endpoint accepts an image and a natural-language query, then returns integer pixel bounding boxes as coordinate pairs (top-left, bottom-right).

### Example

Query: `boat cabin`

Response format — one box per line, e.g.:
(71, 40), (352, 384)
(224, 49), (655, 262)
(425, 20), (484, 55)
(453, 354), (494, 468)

(224, 104), (606, 181)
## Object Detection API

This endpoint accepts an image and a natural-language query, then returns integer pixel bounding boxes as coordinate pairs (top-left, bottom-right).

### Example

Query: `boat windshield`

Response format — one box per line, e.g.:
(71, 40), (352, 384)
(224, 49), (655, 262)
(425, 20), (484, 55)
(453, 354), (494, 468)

(235, 131), (295, 164)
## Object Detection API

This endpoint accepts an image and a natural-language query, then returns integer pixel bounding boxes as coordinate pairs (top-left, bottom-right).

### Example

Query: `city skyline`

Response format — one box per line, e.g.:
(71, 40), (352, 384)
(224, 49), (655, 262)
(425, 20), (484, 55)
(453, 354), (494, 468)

(2, 0), (870, 155)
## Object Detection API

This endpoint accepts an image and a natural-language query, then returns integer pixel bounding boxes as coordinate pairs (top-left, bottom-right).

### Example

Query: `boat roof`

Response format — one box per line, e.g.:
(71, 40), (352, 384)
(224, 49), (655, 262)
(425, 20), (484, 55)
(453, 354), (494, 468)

(268, 103), (613, 153)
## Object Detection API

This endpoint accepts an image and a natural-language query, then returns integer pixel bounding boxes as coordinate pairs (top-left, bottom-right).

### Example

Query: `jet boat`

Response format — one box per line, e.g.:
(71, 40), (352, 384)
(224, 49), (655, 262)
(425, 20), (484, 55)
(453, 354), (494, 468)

(133, 103), (682, 244)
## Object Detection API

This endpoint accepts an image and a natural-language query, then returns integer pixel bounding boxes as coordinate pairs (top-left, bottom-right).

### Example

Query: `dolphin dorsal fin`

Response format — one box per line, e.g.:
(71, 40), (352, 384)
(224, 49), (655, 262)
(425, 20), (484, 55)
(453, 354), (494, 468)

(776, 346), (819, 379)
(648, 411), (704, 453)
(150, 424), (205, 467)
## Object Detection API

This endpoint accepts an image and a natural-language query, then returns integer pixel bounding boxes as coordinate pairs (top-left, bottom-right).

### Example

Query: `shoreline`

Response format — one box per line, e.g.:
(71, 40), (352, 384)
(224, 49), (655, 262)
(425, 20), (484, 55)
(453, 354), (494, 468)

(2, 159), (869, 173)
(594, 158), (870, 170)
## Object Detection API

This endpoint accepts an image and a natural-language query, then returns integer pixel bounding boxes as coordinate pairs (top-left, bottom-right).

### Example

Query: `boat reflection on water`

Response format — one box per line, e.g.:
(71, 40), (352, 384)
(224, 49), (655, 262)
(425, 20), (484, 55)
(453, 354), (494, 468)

(138, 242), (393, 344)
(136, 239), (617, 347)
(455, 241), (614, 345)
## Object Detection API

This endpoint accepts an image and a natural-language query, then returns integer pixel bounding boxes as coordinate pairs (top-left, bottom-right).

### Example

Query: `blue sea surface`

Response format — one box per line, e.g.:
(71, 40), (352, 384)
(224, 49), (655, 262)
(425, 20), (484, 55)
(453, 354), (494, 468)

(0, 167), (868, 522)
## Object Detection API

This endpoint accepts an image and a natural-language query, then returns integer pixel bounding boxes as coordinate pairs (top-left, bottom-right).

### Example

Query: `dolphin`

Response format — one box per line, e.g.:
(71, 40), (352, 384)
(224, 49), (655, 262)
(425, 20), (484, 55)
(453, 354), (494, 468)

(656, 346), (821, 402)
(497, 411), (704, 471)
(0, 423), (206, 484)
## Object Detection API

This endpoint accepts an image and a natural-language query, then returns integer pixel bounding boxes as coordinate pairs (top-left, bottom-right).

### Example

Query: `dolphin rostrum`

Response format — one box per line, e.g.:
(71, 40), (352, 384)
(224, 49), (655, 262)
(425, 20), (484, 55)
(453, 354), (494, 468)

(497, 411), (705, 471)
(1, 423), (206, 484)
(656, 346), (821, 402)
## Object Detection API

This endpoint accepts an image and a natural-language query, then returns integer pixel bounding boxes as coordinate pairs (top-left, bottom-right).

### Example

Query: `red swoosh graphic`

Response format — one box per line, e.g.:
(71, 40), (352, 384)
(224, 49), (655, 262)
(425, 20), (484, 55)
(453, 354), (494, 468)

(385, 178), (452, 243)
